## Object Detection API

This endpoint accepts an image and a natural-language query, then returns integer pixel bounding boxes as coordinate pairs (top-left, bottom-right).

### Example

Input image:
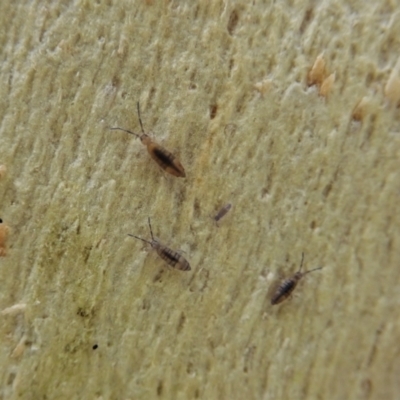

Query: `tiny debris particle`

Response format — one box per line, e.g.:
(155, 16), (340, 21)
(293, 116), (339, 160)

(352, 96), (371, 121)
(224, 123), (237, 136)
(1, 303), (27, 316)
(384, 63), (400, 106)
(0, 165), (6, 179)
(307, 54), (336, 97)
(11, 336), (27, 359)
(254, 79), (273, 95)
(308, 54), (326, 86)
(0, 219), (10, 257)
(319, 73), (335, 97)
(92, 344), (98, 350)
(117, 35), (128, 57)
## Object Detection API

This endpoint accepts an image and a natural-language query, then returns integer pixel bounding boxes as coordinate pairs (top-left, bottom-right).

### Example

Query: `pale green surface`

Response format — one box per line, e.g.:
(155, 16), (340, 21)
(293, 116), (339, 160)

(0, 1), (399, 399)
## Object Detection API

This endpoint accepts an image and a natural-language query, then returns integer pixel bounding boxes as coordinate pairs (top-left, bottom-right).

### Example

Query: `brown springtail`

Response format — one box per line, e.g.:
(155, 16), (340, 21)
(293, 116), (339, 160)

(110, 102), (186, 177)
(212, 203), (232, 226)
(271, 253), (323, 305)
(128, 217), (191, 271)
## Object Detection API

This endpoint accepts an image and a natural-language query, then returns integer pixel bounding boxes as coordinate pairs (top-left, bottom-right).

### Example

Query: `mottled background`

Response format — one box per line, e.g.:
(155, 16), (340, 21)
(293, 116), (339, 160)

(0, 1), (399, 399)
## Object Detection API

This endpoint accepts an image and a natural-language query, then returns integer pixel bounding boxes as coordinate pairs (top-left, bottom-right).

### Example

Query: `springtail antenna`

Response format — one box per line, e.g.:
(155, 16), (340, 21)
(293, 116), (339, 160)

(137, 102), (145, 134)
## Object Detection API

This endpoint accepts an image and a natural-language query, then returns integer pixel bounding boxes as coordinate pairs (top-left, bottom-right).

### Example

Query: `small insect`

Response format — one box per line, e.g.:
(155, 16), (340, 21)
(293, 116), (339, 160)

(212, 203), (232, 226)
(128, 217), (191, 271)
(271, 253), (323, 305)
(110, 102), (186, 177)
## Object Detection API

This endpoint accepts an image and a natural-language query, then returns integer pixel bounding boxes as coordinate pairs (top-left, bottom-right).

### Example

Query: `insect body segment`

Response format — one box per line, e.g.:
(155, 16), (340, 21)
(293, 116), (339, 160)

(128, 218), (191, 271)
(271, 253), (322, 305)
(110, 102), (186, 177)
(147, 141), (185, 177)
(156, 245), (190, 271)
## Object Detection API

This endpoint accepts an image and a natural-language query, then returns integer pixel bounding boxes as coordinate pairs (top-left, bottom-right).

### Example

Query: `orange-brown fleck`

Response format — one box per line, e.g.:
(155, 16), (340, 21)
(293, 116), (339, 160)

(308, 54), (326, 86)
(0, 220), (10, 257)
(319, 73), (335, 97)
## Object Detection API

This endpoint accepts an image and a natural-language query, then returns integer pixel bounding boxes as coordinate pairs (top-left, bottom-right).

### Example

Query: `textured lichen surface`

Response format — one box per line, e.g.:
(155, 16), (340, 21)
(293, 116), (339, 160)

(0, 1), (399, 399)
